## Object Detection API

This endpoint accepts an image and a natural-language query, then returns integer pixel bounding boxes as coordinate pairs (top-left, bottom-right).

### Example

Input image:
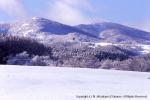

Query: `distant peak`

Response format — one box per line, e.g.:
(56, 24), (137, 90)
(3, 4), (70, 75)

(92, 21), (115, 25)
(31, 17), (51, 22)
(31, 17), (59, 24)
(77, 21), (112, 26)
(32, 17), (42, 20)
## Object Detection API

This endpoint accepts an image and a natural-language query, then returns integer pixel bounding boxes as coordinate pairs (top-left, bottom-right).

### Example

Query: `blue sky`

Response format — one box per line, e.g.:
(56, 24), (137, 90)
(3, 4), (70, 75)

(92, 0), (150, 22)
(0, 0), (150, 31)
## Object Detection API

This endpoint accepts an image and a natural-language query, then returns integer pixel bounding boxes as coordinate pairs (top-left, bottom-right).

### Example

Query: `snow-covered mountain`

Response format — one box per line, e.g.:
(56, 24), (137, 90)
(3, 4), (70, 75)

(7, 17), (98, 42)
(1, 17), (150, 44)
(76, 22), (150, 44)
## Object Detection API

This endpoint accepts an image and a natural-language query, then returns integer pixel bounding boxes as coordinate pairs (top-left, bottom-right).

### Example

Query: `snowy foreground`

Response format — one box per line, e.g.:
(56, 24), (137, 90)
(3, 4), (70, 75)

(0, 65), (150, 100)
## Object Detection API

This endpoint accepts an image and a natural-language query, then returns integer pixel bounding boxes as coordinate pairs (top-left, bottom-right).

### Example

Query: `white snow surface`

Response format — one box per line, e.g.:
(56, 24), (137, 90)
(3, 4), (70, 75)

(0, 65), (150, 100)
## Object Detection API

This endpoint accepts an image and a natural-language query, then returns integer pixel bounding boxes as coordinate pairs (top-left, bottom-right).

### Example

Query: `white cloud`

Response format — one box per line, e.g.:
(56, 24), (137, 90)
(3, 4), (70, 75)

(46, 0), (95, 25)
(0, 0), (27, 19)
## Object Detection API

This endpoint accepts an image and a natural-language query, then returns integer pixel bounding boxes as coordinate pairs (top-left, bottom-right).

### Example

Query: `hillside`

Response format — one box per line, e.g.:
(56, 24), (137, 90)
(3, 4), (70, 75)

(1, 17), (150, 44)
(7, 17), (98, 42)
(76, 22), (150, 44)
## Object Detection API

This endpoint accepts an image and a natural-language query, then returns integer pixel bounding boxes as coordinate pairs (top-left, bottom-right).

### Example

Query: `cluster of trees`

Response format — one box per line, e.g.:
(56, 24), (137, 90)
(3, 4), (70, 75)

(1, 36), (150, 72)
(49, 42), (138, 68)
(0, 36), (51, 64)
(7, 51), (53, 66)
(100, 54), (150, 72)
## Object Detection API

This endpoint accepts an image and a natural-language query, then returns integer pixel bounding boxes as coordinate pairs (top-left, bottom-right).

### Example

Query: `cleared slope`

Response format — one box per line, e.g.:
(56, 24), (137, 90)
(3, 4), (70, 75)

(0, 65), (150, 100)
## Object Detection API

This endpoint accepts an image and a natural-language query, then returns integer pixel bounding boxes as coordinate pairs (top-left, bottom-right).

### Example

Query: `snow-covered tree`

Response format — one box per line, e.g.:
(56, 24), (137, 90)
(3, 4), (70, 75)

(7, 51), (30, 65)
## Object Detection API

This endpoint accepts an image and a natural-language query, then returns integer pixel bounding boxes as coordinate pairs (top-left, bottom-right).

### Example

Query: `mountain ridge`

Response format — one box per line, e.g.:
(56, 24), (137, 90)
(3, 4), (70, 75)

(76, 22), (150, 44)
(0, 17), (150, 44)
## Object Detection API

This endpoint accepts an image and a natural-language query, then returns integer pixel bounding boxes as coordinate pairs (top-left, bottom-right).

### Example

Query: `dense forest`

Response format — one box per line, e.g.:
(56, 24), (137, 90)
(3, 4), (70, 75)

(0, 36), (150, 72)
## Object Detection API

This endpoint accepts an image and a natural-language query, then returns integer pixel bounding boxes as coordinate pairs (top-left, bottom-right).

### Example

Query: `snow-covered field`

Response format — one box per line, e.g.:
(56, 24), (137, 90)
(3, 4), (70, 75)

(0, 65), (150, 100)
